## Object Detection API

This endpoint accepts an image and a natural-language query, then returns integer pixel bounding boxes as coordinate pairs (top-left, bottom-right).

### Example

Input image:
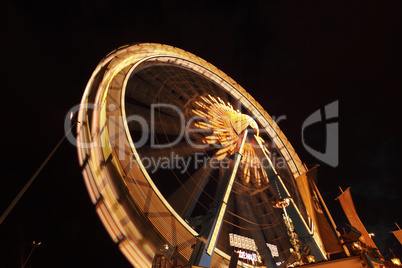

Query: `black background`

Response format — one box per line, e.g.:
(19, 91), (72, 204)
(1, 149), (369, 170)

(0, 0), (401, 267)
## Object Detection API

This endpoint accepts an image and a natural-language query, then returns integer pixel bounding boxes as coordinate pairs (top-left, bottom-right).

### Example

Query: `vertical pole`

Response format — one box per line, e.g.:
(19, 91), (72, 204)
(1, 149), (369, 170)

(22, 241), (41, 268)
(249, 134), (326, 261)
(206, 130), (248, 255)
(315, 183), (350, 257)
(22, 247), (36, 268)
(189, 130), (248, 267)
(283, 206), (291, 231)
(0, 121), (77, 225)
(229, 250), (239, 268)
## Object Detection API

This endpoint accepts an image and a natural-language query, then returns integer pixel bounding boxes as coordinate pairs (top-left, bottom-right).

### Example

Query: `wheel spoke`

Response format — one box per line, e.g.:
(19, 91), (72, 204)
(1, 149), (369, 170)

(168, 159), (214, 219)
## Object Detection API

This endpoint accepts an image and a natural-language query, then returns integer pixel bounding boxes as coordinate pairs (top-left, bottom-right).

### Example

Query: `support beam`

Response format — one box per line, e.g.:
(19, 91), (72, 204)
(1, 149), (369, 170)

(188, 130), (248, 267)
(167, 160), (214, 219)
(249, 134), (327, 262)
(182, 162), (214, 220)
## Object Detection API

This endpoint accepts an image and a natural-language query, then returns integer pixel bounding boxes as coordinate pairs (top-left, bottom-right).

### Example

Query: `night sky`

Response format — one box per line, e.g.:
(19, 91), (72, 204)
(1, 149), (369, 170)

(1, 1), (401, 267)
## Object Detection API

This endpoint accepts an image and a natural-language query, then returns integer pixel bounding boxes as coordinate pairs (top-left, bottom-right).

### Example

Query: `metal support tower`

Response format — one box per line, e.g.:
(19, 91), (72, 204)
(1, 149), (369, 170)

(248, 134), (327, 262)
(188, 130), (249, 267)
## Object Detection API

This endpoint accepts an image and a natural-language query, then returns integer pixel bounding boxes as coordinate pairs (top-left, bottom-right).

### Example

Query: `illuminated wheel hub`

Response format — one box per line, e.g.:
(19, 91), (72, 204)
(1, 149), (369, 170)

(187, 94), (267, 188)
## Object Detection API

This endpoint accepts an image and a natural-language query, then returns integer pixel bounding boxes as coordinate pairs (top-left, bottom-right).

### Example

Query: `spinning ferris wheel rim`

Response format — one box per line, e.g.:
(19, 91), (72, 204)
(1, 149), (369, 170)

(76, 43), (308, 267)
(117, 44), (305, 176)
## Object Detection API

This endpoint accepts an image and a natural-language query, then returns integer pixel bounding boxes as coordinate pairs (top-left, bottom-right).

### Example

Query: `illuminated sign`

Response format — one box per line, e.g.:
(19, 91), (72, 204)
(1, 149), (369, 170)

(266, 243), (279, 258)
(238, 250), (257, 262)
(229, 233), (257, 251)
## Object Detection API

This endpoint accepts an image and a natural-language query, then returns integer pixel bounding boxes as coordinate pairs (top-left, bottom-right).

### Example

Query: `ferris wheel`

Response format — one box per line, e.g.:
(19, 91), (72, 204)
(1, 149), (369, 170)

(76, 43), (327, 268)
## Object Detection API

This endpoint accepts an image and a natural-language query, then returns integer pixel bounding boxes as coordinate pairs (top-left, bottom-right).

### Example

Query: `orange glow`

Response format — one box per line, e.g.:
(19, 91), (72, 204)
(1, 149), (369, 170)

(307, 255), (315, 263)
(273, 198), (291, 208)
(391, 258), (402, 266)
(76, 43), (311, 267)
(353, 242), (362, 250)
(186, 94), (269, 188)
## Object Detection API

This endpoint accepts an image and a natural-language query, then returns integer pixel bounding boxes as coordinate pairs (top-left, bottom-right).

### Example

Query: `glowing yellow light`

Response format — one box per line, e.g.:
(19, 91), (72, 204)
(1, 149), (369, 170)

(186, 94), (269, 188)
(273, 198), (291, 208)
(353, 242), (361, 250)
(207, 203), (227, 255)
(391, 258), (401, 266)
